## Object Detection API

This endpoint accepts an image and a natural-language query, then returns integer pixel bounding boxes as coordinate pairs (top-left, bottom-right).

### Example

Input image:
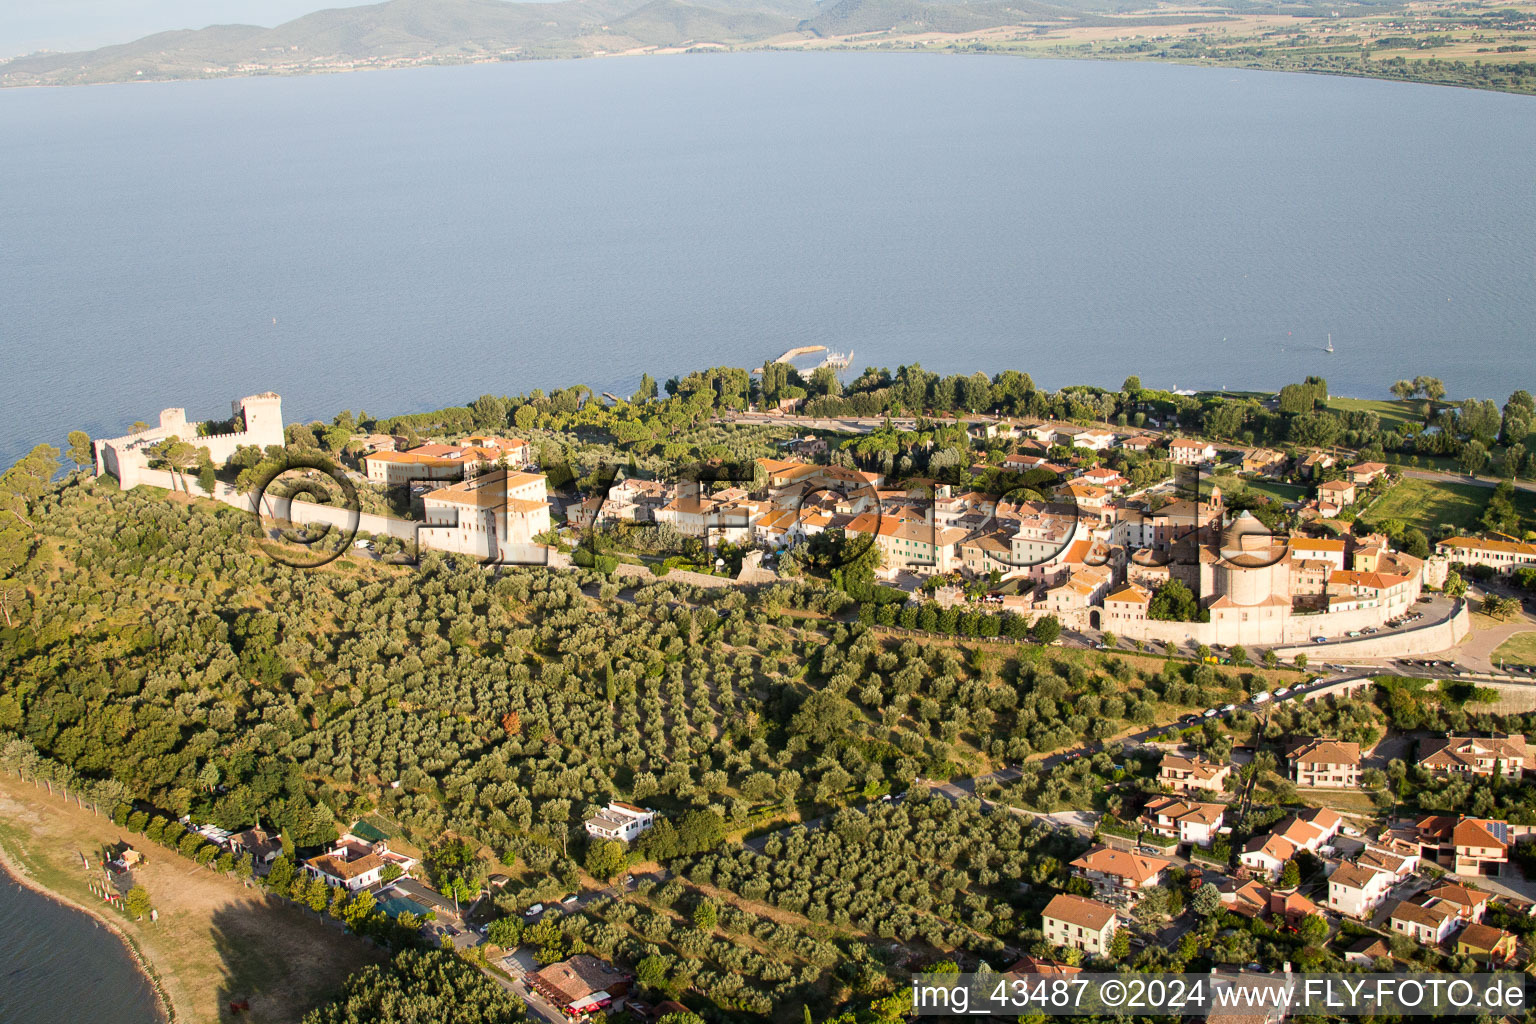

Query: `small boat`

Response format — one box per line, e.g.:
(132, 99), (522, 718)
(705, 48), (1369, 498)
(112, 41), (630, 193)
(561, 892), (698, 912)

(1324, 333), (1334, 354)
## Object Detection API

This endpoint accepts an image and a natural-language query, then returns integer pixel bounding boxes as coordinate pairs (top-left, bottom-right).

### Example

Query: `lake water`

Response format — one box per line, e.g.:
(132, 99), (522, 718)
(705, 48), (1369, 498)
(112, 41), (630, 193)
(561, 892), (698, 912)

(1, 53), (1534, 465)
(0, 863), (162, 1024)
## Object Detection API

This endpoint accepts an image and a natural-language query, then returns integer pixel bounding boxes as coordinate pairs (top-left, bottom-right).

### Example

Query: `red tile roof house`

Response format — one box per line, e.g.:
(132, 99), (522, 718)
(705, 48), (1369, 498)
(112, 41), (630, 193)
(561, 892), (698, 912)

(1288, 738), (1364, 789)
(304, 836), (417, 891)
(1422, 881), (1491, 924)
(1140, 797), (1226, 847)
(1069, 846), (1172, 903)
(527, 954), (632, 1018)
(1169, 438), (1218, 465)
(1040, 893), (1119, 955)
(1388, 898), (1459, 946)
(1158, 753), (1232, 795)
(1326, 861), (1392, 920)
(1418, 735), (1534, 779)
(1345, 461), (1390, 485)
(1457, 922), (1518, 964)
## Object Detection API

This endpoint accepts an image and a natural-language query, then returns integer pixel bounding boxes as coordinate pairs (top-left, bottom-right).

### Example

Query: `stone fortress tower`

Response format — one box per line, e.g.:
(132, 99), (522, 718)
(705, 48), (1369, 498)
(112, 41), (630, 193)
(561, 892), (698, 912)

(94, 392), (285, 489)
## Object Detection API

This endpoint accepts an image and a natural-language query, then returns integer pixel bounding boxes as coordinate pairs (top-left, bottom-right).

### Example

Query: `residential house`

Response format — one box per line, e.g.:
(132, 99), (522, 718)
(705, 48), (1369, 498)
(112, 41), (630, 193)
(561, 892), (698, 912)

(1158, 753), (1231, 795)
(1270, 889), (1319, 931)
(1078, 466), (1130, 493)
(1119, 435), (1159, 453)
(1357, 847), (1416, 882)
(1222, 880), (1273, 919)
(1289, 738), (1363, 789)
(527, 954), (632, 1018)
(1102, 583), (1152, 630)
(1141, 797), (1225, 847)
(230, 827), (283, 870)
(1423, 881), (1490, 924)
(1388, 899), (1458, 945)
(1343, 936), (1393, 966)
(1456, 922), (1517, 964)
(1346, 462), (1389, 486)
(1418, 735), (1533, 779)
(1435, 535), (1536, 575)
(1450, 818), (1513, 877)
(1241, 448), (1287, 476)
(1317, 479), (1357, 508)
(305, 836), (416, 891)
(1169, 439), (1218, 466)
(1070, 428), (1117, 451)
(1069, 846), (1171, 903)
(1041, 893), (1119, 955)
(1327, 862), (1392, 919)
(1004, 955), (1083, 978)
(1298, 450), (1336, 478)
(1288, 537), (1347, 572)
(584, 803), (655, 843)
(843, 514), (968, 574)
(1325, 567), (1422, 618)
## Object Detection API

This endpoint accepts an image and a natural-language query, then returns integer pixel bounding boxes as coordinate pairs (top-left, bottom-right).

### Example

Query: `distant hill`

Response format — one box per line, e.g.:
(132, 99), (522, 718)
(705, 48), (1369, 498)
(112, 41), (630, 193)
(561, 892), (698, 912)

(0, 0), (1103, 87)
(798, 0), (1073, 36)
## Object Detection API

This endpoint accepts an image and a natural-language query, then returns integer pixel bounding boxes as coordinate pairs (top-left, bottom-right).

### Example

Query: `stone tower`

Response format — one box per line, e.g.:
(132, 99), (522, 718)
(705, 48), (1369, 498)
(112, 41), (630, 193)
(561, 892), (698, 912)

(235, 392), (285, 449)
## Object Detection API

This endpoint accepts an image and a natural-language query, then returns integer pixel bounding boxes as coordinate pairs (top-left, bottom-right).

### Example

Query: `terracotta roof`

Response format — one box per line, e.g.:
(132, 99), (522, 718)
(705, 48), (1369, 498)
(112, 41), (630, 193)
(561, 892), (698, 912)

(1438, 535), (1536, 557)
(1452, 817), (1511, 850)
(1071, 846), (1171, 884)
(1160, 753), (1228, 780)
(1391, 899), (1456, 929)
(1425, 882), (1490, 914)
(528, 954), (630, 1008)
(1041, 893), (1117, 931)
(1106, 583), (1152, 604)
(1458, 922), (1512, 953)
(1290, 738), (1362, 767)
(307, 850), (384, 881)
(1329, 862), (1387, 892)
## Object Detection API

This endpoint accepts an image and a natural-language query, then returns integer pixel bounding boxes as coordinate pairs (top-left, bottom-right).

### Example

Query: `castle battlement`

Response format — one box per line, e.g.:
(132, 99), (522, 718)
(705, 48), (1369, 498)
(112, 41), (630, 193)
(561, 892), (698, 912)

(94, 392), (286, 489)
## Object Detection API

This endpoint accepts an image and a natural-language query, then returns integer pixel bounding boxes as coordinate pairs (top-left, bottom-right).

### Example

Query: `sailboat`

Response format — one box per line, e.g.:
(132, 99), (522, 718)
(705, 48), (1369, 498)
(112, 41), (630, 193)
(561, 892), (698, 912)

(1324, 333), (1334, 354)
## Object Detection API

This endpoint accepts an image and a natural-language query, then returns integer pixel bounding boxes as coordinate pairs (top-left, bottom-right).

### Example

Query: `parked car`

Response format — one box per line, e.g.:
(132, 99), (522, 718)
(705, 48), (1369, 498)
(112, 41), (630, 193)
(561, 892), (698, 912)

(1311, 636), (1328, 644)
(1221, 703), (1236, 713)
(1202, 708), (1218, 719)
(1252, 691), (1272, 705)
(561, 894), (579, 905)
(524, 903), (544, 917)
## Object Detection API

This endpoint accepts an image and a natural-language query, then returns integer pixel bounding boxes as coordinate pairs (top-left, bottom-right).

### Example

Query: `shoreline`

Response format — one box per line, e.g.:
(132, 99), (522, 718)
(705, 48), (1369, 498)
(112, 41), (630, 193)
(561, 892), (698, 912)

(2, 39), (1535, 99)
(0, 810), (176, 1024)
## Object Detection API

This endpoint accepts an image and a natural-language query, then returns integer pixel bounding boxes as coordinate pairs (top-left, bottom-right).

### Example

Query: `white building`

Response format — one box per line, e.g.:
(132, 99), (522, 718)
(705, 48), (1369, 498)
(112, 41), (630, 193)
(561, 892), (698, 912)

(584, 802), (655, 843)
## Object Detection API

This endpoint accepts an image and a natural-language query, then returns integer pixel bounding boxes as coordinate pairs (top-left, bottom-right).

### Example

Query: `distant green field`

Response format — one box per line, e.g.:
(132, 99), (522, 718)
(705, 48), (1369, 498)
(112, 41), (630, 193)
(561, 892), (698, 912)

(1205, 474), (1306, 504)
(1326, 397), (1423, 432)
(1365, 478), (1535, 533)
(1494, 632), (1536, 668)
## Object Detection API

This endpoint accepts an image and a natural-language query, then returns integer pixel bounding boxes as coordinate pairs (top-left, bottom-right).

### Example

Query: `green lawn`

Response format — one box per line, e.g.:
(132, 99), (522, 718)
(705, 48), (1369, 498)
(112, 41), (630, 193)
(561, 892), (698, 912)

(1493, 632), (1536, 668)
(1326, 396), (1424, 432)
(1205, 474), (1306, 504)
(1365, 477), (1536, 533)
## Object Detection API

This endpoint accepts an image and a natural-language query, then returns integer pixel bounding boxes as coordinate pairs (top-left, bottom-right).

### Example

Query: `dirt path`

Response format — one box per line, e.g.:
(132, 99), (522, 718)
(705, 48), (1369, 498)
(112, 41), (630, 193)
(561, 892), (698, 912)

(0, 777), (385, 1024)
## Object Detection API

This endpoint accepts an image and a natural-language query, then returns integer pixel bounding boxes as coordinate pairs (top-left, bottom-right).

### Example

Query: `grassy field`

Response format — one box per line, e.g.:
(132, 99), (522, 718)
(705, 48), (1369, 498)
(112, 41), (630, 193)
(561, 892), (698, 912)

(1365, 478), (1498, 533)
(1325, 397), (1424, 433)
(1206, 473), (1307, 504)
(0, 777), (384, 1024)
(1493, 631), (1536, 668)
(1369, 477), (1536, 533)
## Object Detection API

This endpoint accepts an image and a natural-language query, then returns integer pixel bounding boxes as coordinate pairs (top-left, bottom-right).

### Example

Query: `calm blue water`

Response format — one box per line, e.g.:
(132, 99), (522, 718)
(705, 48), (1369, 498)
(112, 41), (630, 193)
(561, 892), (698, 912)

(1, 53), (1534, 466)
(0, 864), (162, 1024)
